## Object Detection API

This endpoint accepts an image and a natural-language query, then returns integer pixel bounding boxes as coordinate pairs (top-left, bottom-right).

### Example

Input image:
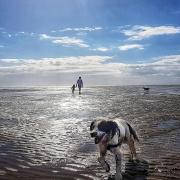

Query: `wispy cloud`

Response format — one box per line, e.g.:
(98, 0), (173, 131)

(0, 56), (112, 74)
(39, 34), (89, 47)
(0, 45), (4, 48)
(120, 25), (180, 40)
(92, 47), (110, 52)
(0, 55), (179, 77)
(0, 31), (12, 38)
(60, 27), (102, 32)
(52, 37), (89, 47)
(16, 32), (35, 37)
(130, 55), (180, 76)
(0, 55), (179, 85)
(39, 34), (51, 40)
(118, 44), (144, 51)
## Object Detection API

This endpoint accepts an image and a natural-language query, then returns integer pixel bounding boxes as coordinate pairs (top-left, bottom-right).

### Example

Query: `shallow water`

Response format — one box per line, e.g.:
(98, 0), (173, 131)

(0, 85), (179, 180)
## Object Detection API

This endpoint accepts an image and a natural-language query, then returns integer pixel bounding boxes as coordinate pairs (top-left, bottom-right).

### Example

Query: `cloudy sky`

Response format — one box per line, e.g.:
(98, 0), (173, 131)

(0, 0), (180, 86)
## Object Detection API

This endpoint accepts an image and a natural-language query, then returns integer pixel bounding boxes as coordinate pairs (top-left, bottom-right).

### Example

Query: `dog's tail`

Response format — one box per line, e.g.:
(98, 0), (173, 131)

(127, 123), (139, 142)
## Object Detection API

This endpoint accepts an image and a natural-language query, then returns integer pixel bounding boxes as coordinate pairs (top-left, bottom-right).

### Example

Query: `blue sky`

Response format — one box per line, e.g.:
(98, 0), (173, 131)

(0, 0), (180, 86)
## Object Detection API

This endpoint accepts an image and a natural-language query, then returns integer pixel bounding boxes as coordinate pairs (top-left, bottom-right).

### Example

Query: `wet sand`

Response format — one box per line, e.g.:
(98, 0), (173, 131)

(0, 86), (180, 179)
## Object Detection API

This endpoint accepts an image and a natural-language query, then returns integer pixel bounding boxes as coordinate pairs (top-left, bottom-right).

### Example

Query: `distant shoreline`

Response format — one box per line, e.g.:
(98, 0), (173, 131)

(0, 84), (180, 89)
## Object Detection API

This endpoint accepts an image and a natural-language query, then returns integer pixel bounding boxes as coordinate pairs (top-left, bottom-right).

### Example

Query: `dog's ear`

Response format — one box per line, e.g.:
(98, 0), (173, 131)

(90, 121), (95, 131)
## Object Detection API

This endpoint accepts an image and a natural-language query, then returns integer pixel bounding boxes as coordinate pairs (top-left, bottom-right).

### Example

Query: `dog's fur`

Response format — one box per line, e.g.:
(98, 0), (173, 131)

(90, 118), (139, 180)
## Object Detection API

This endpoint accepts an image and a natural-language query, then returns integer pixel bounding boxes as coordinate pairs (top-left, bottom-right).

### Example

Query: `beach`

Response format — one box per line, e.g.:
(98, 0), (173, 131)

(0, 85), (180, 180)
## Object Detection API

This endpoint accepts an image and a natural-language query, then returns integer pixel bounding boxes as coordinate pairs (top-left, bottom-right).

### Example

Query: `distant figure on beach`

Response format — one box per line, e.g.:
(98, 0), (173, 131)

(76, 76), (83, 94)
(143, 87), (150, 91)
(71, 84), (76, 94)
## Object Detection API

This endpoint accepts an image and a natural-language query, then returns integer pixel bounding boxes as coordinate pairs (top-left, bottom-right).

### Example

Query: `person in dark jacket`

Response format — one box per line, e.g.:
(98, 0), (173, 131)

(76, 77), (83, 94)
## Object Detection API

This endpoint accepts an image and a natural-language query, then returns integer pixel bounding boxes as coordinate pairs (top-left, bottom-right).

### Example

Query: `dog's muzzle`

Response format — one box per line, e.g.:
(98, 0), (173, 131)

(90, 131), (106, 144)
(90, 132), (97, 138)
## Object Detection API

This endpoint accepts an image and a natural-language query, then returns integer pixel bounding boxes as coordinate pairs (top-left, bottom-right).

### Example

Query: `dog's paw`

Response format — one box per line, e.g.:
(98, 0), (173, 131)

(108, 173), (124, 180)
(115, 173), (123, 180)
(98, 157), (110, 172)
(108, 174), (115, 180)
(134, 158), (140, 163)
(128, 158), (134, 162)
(128, 157), (140, 163)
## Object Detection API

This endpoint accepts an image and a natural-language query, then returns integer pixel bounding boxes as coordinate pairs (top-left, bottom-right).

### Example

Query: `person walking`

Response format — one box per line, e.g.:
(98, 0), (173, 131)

(76, 76), (83, 94)
(71, 84), (76, 94)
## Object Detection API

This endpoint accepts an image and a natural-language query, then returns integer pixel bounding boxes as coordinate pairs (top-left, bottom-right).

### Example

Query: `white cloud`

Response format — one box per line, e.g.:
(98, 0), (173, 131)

(0, 55), (179, 75)
(118, 44), (144, 51)
(0, 45), (4, 48)
(39, 34), (89, 47)
(121, 25), (180, 40)
(152, 55), (180, 65)
(14, 32), (35, 37)
(39, 34), (52, 40)
(52, 37), (89, 47)
(30, 32), (35, 36)
(92, 47), (110, 52)
(76, 32), (88, 36)
(0, 55), (179, 85)
(60, 27), (102, 32)
(0, 56), (112, 74)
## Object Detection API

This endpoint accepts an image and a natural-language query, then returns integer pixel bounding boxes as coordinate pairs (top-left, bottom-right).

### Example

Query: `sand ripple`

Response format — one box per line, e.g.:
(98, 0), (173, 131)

(0, 86), (179, 179)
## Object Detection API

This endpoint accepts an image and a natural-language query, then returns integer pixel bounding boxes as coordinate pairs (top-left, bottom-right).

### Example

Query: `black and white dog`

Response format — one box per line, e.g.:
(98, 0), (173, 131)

(90, 118), (139, 180)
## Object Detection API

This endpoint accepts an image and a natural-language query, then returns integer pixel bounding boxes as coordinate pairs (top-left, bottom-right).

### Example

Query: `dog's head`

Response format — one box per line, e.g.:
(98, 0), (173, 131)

(90, 119), (109, 144)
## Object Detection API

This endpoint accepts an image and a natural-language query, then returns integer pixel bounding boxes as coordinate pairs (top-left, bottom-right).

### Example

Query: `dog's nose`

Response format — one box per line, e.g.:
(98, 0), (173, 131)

(95, 137), (99, 144)
(90, 132), (97, 137)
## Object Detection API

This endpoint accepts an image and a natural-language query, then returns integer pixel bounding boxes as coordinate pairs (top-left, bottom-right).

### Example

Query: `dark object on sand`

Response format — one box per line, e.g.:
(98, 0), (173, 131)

(143, 87), (150, 91)
(71, 84), (76, 94)
(76, 76), (83, 94)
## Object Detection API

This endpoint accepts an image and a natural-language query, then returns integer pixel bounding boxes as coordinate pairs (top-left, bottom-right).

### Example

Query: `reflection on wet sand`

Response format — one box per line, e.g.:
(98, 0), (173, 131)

(108, 160), (149, 180)
(0, 86), (180, 179)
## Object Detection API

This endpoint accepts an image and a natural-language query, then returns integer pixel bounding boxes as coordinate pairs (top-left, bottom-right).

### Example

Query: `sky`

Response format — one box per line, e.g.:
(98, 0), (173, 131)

(0, 0), (180, 86)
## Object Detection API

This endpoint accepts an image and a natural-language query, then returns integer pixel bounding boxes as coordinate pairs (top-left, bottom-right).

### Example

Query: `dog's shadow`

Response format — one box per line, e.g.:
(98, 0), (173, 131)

(108, 159), (149, 180)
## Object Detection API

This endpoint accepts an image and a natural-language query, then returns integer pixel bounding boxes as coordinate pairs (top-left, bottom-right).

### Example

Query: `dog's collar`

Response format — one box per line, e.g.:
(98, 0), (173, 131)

(107, 143), (121, 150)
(109, 127), (120, 139)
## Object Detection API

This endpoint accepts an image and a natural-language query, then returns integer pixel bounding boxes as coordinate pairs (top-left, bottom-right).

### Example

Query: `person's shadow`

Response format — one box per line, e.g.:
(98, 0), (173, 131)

(108, 159), (149, 180)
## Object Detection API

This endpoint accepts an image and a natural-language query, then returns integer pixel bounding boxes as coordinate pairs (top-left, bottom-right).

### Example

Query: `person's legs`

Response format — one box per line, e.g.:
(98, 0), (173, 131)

(78, 86), (81, 94)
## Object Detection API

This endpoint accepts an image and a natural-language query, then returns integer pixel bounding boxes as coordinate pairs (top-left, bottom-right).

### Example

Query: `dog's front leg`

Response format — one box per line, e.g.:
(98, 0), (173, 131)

(98, 143), (110, 172)
(111, 147), (123, 180)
